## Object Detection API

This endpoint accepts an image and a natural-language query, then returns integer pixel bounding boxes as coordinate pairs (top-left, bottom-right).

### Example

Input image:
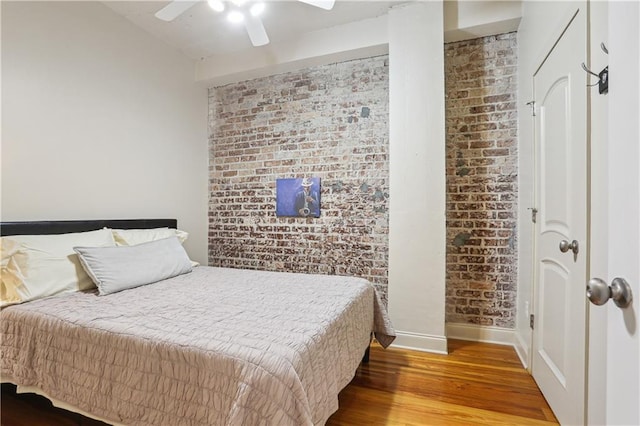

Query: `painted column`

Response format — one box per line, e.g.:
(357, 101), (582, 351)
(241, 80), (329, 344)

(388, 1), (447, 353)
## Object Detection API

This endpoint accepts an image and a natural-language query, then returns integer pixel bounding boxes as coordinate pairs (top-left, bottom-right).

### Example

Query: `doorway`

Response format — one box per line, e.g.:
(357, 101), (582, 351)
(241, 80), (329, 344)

(531, 8), (588, 425)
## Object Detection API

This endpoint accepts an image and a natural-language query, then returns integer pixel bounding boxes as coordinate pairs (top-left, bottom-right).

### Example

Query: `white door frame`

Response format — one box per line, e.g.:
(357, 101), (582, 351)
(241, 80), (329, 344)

(603, 1), (640, 424)
(586, 1), (640, 424)
(586, 0), (609, 423)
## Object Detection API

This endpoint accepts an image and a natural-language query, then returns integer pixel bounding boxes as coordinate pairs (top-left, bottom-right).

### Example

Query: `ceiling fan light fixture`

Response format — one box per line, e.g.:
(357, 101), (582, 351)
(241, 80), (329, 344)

(155, 0), (335, 49)
(249, 3), (265, 17)
(207, 0), (225, 12)
(298, 0), (335, 11)
(227, 10), (245, 23)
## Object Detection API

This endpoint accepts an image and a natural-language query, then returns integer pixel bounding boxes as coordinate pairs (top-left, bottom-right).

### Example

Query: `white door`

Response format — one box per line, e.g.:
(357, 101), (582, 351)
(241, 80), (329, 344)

(603, 1), (640, 424)
(532, 9), (587, 425)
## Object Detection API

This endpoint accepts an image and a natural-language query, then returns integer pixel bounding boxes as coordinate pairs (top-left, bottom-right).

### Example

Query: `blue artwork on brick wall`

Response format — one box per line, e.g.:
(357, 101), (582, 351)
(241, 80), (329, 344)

(276, 177), (321, 217)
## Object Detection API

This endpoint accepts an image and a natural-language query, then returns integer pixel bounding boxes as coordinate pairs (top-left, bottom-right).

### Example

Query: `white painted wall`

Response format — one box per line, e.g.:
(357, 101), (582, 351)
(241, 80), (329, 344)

(387, 2), (447, 354)
(515, 0), (582, 367)
(1, 2), (209, 264)
(196, 15), (389, 86)
(444, 0), (522, 42)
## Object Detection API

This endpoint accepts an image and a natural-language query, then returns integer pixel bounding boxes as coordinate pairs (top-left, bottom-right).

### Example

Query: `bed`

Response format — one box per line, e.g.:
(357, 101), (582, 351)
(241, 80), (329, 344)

(0, 219), (395, 425)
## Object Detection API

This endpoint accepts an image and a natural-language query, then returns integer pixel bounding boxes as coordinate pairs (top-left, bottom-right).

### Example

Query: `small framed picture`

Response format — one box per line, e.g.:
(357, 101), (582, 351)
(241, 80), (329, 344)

(276, 177), (321, 218)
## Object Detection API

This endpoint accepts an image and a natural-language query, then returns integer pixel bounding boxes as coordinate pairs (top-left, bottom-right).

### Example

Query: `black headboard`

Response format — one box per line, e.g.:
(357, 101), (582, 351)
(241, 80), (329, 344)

(0, 219), (177, 237)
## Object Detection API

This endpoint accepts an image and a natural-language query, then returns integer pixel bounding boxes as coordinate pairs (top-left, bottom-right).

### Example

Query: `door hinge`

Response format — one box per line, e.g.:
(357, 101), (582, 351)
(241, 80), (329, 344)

(526, 100), (536, 116)
(530, 314), (535, 330)
(528, 207), (538, 223)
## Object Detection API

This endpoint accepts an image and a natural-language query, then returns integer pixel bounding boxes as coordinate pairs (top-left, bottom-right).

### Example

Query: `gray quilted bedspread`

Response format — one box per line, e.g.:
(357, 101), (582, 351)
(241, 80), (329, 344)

(1, 266), (395, 425)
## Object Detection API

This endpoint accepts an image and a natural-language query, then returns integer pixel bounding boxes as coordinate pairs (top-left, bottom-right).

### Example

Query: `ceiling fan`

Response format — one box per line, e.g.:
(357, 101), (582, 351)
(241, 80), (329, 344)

(154, 0), (336, 47)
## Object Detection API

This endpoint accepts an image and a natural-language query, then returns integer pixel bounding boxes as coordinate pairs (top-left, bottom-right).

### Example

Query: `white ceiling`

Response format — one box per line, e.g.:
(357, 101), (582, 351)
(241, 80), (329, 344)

(103, 1), (404, 60)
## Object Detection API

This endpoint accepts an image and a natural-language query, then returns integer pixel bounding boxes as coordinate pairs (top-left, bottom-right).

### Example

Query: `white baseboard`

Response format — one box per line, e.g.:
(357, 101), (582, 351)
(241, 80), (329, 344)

(391, 325), (531, 368)
(446, 323), (531, 369)
(513, 330), (531, 370)
(446, 323), (515, 346)
(390, 330), (448, 354)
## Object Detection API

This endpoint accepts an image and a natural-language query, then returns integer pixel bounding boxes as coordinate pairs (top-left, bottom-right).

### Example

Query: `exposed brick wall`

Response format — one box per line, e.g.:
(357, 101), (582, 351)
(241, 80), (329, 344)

(444, 33), (518, 327)
(208, 56), (390, 300)
(208, 35), (519, 327)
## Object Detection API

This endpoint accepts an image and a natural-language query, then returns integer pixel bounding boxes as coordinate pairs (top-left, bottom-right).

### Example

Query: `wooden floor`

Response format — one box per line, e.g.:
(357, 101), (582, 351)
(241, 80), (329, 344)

(327, 339), (557, 425)
(1, 340), (557, 426)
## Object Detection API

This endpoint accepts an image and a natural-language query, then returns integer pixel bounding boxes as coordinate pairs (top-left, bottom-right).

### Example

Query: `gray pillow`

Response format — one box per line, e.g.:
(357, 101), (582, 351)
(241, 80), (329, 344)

(74, 237), (192, 295)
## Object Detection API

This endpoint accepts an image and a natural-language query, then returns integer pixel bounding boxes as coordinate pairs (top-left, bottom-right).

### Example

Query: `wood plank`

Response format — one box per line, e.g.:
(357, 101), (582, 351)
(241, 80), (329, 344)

(327, 386), (558, 426)
(0, 340), (558, 425)
(327, 340), (558, 425)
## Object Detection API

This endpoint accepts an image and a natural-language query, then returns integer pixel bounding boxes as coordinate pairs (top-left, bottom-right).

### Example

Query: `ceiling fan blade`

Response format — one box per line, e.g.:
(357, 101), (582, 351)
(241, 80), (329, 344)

(298, 0), (335, 11)
(244, 15), (269, 47)
(154, 1), (198, 22)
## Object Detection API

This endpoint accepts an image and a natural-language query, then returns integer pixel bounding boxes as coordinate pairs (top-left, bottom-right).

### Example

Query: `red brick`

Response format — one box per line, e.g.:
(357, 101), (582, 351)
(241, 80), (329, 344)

(208, 56), (390, 303)
(445, 32), (518, 328)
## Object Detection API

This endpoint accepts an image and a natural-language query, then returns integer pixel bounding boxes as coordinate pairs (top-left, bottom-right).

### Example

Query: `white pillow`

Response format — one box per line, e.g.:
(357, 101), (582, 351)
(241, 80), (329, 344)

(1, 229), (115, 307)
(110, 227), (198, 267)
(111, 227), (188, 246)
(74, 237), (192, 295)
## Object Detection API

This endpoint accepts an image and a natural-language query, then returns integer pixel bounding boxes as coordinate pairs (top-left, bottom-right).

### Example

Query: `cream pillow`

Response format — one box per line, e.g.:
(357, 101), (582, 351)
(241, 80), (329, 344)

(110, 227), (197, 266)
(1, 228), (115, 307)
(111, 227), (188, 246)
